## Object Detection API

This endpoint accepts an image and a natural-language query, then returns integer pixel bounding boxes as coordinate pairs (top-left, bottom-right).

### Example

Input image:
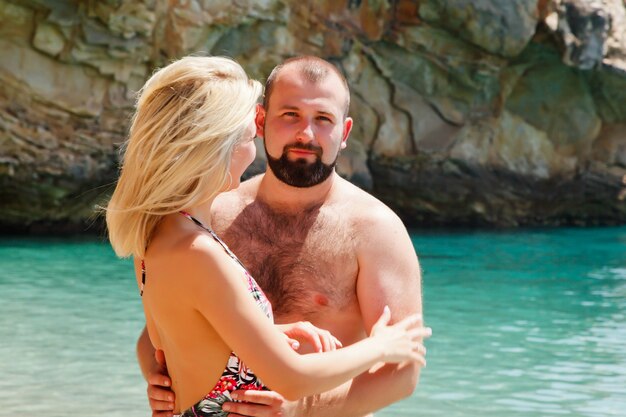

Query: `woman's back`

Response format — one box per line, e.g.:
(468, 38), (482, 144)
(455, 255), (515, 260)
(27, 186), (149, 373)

(139, 213), (272, 413)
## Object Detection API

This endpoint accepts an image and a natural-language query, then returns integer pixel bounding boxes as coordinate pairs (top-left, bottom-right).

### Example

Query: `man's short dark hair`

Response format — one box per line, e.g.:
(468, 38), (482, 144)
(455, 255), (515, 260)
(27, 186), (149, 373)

(263, 56), (350, 118)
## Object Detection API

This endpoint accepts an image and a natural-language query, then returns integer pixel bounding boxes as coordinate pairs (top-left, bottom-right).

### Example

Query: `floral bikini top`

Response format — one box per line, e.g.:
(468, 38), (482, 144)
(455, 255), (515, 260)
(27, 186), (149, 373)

(142, 211), (274, 417)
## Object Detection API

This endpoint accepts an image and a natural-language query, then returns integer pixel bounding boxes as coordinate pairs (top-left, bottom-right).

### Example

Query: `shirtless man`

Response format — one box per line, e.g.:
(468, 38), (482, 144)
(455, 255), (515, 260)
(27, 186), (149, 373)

(137, 56), (426, 417)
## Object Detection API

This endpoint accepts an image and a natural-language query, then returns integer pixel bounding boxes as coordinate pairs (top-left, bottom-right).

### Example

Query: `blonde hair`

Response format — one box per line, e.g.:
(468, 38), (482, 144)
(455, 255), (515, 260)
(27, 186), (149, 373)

(106, 56), (262, 258)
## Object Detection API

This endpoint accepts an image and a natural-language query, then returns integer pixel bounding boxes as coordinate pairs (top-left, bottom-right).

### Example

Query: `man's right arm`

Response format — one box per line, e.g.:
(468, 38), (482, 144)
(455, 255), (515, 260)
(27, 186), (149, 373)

(137, 326), (157, 380)
(137, 326), (175, 417)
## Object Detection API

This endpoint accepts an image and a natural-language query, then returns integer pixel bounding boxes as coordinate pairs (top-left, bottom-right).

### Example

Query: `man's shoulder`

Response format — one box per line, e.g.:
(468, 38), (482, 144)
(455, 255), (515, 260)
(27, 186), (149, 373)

(332, 177), (402, 228)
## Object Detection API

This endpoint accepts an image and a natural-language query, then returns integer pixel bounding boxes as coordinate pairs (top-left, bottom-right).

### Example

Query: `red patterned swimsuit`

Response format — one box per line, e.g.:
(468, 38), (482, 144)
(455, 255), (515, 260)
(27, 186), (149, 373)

(142, 211), (274, 417)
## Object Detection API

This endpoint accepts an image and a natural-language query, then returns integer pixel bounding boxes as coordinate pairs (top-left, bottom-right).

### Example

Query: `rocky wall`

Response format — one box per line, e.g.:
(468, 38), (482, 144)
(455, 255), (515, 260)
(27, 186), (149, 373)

(1, 0), (625, 231)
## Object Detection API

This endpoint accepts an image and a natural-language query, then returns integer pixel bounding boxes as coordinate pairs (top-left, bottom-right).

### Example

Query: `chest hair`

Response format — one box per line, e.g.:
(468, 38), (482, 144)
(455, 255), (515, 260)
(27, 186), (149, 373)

(216, 200), (358, 318)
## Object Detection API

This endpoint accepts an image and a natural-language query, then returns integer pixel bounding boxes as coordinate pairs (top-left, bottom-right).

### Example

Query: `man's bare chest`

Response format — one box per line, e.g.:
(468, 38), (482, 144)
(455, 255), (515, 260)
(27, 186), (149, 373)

(217, 206), (359, 319)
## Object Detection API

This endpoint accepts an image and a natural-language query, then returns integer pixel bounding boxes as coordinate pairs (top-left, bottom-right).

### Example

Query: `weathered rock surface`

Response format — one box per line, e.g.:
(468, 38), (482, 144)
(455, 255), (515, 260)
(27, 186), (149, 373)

(0, 0), (625, 231)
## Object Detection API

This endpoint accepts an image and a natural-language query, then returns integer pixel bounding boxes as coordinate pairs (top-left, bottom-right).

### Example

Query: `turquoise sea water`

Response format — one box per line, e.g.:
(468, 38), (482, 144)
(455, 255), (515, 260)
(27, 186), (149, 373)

(0, 227), (625, 417)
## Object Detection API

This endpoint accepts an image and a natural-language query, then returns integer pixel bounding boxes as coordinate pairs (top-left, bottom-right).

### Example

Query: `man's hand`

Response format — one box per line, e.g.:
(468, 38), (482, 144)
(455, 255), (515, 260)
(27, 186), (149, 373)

(147, 349), (175, 417)
(221, 390), (297, 417)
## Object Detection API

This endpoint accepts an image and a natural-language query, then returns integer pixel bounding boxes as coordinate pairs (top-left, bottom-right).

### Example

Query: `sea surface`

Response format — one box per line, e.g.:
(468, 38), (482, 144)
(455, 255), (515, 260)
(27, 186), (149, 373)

(0, 227), (625, 417)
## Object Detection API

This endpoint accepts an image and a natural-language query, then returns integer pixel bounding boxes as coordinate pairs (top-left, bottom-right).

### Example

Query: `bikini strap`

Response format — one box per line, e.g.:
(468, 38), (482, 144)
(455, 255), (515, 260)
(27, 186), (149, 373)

(179, 211), (249, 272)
(140, 259), (146, 296)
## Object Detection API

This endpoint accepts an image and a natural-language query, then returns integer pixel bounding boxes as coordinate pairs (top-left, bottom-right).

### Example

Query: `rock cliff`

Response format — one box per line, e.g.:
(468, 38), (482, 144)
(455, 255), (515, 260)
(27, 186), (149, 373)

(1, 0), (625, 231)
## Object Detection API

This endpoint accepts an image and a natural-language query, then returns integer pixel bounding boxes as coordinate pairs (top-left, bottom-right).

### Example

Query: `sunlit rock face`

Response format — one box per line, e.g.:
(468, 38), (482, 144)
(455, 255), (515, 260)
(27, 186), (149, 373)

(1, 0), (625, 230)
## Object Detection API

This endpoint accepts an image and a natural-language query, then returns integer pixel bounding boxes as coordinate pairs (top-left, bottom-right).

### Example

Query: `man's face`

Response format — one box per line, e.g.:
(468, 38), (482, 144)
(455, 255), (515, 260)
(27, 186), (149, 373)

(257, 67), (353, 188)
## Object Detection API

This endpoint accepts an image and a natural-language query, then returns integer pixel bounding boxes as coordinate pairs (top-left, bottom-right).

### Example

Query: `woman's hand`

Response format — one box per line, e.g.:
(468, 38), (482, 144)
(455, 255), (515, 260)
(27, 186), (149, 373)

(275, 321), (343, 352)
(370, 306), (431, 366)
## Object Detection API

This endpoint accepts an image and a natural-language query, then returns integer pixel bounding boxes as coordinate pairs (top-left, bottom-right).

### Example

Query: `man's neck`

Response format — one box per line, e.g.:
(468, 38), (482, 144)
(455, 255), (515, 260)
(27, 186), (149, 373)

(256, 170), (337, 211)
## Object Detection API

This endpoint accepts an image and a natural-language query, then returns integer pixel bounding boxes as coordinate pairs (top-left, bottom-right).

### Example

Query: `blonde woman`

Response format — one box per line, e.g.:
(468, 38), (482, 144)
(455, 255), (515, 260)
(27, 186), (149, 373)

(106, 56), (429, 417)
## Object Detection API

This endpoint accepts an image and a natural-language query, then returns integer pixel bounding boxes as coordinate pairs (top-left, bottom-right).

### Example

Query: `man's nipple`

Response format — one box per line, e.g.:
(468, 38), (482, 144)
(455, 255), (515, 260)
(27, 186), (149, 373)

(313, 293), (329, 306)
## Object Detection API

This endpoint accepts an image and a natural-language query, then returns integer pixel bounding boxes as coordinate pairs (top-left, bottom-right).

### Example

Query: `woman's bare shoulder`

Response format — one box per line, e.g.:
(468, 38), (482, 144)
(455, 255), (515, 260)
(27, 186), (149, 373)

(144, 230), (229, 294)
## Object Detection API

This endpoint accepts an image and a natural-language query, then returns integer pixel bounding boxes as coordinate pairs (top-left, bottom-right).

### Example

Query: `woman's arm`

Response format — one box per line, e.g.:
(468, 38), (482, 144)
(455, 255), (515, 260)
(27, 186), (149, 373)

(275, 321), (343, 352)
(178, 237), (428, 401)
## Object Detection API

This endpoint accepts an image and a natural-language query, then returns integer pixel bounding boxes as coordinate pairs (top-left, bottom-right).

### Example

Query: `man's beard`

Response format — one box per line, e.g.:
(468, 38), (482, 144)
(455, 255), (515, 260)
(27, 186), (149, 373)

(265, 142), (338, 188)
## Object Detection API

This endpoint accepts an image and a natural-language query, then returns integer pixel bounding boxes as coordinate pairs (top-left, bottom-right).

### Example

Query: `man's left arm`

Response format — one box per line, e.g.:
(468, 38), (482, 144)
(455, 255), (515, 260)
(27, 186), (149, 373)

(357, 205), (423, 351)
(346, 205), (425, 408)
